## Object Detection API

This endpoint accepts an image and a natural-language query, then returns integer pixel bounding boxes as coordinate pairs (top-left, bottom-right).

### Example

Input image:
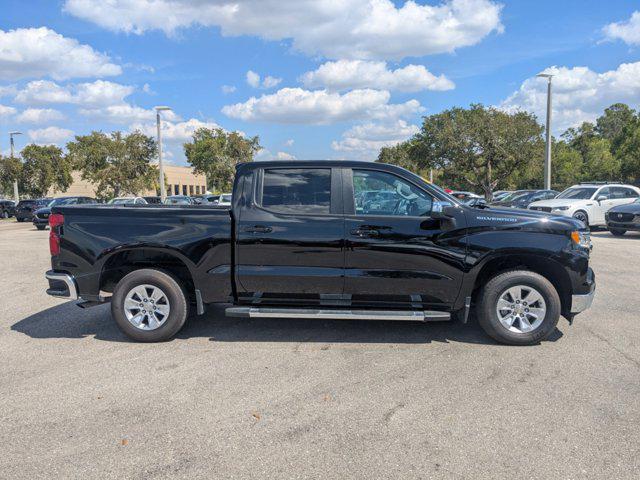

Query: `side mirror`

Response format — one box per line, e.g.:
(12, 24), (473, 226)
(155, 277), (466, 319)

(596, 195), (607, 202)
(431, 200), (454, 218)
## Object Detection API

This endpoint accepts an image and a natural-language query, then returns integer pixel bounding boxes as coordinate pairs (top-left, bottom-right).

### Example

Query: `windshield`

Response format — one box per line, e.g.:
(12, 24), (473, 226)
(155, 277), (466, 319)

(499, 191), (529, 202)
(557, 187), (597, 199)
(109, 198), (134, 204)
(48, 198), (77, 207)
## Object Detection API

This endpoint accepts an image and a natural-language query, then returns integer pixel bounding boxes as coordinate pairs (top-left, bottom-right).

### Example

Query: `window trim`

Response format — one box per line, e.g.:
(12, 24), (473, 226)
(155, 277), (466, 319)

(343, 167), (436, 219)
(253, 167), (342, 217)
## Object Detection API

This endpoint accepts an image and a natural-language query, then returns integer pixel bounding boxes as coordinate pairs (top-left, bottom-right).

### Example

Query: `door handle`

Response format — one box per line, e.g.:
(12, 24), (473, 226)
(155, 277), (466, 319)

(350, 228), (379, 237)
(243, 225), (273, 234)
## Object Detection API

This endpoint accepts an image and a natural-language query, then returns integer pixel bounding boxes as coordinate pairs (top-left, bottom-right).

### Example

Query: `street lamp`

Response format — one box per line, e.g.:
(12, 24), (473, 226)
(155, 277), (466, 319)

(537, 73), (553, 190)
(9, 131), (23, 203)
(154, 106), (172, 201)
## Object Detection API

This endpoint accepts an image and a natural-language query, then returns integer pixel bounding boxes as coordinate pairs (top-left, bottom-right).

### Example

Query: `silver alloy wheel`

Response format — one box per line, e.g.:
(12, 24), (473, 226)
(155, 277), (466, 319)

(123, 284), (171, 331)
(495, 285), (546, 334)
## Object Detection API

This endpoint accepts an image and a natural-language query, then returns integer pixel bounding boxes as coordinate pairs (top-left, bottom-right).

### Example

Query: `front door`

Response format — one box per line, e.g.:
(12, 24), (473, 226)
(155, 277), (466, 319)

(343, 168), (467, 310)
(236, 167), (345, 306)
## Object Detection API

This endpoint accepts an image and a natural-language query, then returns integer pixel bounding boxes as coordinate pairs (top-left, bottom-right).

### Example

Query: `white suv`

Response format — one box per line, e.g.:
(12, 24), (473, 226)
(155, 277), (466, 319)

(528, 183), (640, 227)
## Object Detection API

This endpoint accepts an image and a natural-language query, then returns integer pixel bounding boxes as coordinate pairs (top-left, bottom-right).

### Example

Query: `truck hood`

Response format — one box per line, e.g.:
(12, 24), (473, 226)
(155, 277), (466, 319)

(465, 206), (583, 233)
(528, 198), (591, 208)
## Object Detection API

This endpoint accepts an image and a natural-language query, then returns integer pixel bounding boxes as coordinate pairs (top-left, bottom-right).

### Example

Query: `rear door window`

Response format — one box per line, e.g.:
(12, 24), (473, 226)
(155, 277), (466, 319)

(260, 169), (331, 214)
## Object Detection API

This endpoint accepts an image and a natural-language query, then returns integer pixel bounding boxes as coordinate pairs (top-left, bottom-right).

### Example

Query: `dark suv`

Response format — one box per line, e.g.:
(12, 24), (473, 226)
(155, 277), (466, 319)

(15, 199), (51, 222)
(33, 197), (98, 230)
(0, 199), (16, 219)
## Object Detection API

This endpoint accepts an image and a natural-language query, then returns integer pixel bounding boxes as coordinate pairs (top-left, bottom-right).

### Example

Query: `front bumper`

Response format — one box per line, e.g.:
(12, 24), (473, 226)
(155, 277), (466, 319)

(571, 268), (595, 314)
(606, 220), (640, 231)
(45, 271), (78, 299)
(33, 216), (49, 225)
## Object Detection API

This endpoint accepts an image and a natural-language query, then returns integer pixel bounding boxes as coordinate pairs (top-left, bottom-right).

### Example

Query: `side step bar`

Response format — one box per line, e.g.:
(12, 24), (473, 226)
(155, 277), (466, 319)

(225, 307), (450, 322)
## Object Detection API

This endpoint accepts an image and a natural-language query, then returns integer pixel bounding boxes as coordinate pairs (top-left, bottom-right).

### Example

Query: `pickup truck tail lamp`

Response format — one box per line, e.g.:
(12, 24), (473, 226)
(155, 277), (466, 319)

(49, 213), (64, 256)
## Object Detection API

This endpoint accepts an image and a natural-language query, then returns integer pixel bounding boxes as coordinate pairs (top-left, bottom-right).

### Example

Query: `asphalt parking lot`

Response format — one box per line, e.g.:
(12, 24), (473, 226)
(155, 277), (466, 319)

(1, 219), (639, 479)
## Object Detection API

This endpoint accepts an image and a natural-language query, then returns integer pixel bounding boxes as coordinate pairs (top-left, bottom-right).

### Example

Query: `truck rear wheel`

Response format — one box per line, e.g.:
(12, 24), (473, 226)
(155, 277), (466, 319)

(111, 268), (188, 342)
(477, 270), (560, 346)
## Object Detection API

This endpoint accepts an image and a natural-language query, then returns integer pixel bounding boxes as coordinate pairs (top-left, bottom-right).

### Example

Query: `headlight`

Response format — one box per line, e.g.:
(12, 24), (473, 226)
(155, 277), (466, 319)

(571, 230), (591, 250)
(554, 206), (570, 211)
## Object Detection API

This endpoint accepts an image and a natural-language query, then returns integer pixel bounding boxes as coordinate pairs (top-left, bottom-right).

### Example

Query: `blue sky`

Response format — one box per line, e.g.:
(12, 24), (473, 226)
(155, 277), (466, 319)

(1, 0), (640, 164)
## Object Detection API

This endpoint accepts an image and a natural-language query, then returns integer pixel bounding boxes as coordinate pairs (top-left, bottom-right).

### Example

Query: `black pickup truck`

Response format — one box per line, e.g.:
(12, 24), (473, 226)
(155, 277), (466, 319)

(44, 161), (595, 345)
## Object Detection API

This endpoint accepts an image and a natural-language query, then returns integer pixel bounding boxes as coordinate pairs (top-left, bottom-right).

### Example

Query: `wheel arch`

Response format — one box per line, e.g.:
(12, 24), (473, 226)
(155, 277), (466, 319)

(99, 247), (197, 300)
(470, 253), (572, 318)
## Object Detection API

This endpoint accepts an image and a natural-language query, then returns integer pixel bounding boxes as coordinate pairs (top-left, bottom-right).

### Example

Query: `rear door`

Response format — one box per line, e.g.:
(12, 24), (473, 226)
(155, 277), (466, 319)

(236, 167), (345, 306)
(343, 168), (466, 310)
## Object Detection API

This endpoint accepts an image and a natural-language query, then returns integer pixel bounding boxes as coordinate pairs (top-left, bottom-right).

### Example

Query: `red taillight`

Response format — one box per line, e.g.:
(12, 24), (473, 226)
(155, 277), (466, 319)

(49, 213), (64, 256)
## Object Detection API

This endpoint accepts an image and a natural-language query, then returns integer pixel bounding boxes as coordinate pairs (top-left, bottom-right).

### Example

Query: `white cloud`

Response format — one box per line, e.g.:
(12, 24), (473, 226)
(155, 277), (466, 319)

(131, 118), (222, 142)
(301, 60), (454, 92)
(0, 27), (121, 81)
(0, 85), (17, 97)
(15, 80), (134, 107)
(284, 139), (294, 147)
(332, 119), (419, 159)
(79, 103), (179, 124)
(501, 62), (640, 133)
(246, 70), (282, 89)
(16, 108), (65, 124)
(64, 0), (503, 61)
(0, 104), (16, 118)
(222, 87), (422, 124)
(275, 151), (296, 160)
(603, 11), (640, 45)
(28, 126), (74, 145)
(221, 85), (237, 94)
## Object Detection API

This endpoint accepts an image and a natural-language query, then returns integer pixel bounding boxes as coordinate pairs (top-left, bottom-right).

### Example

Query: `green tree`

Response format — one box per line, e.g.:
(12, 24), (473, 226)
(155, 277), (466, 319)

(18, 144), (73, 198)
(595, 103), (637, 145)
(184, 128), (260, 192)
(615, 122), (640, 183)
(67, 131), (158, 199)
(581, 137), (620, 181)
(551, 141), (583, 190)
(409, 104), (544, 199)
(0, 154), (22, 198)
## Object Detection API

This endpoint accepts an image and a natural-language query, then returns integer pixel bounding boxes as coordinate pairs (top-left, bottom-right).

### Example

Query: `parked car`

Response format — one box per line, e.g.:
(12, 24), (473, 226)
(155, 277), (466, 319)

(15, 198), (50, 222)
(163, 195), (196, 205)
(215, 193), (232, 206)
(605, 198), (640, 236)
(193, 194), (219, 205)
(529, 182), (640, 227)
(491, 191), (513, 202)
(33, 197), (98, 230)
(491, 190), (558, 209)
(45, 161), (595, 346)
(143, 196), (162, 204)
(450, 191), (482, 202)
(0, 199), (15, 218)
(108, 197), (148, 205)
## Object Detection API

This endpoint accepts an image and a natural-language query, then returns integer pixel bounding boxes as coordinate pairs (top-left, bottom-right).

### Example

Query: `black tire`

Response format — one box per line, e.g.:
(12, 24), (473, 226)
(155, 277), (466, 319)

(610, 228), (626, 236)
(478, 270), (561, 346)
(572, 210), (589, 227)
(111, 268), (188, 342)
(35, 225), (46, 230)
(16, 218), (24, 223)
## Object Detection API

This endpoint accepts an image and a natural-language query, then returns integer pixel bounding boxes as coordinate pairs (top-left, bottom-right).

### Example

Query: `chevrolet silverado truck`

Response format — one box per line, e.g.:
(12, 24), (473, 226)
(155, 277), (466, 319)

(44, 161), (595, 345)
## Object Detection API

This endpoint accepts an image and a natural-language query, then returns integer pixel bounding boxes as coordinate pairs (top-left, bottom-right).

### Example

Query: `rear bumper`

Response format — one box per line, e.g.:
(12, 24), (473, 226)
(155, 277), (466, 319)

(45, 271), (78, 299)
(571, 268), (595, 314)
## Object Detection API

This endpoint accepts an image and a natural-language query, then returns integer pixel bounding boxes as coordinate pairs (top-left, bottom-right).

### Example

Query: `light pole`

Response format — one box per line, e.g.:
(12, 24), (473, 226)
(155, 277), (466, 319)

(154, 106), (172, 201)
(537, 73), (553, 190)
(10, 131), (23, 203)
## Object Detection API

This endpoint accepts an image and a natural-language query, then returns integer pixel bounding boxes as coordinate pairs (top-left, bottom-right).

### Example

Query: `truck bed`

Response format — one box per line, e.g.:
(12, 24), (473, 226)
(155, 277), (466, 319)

(51, 204), (234, 304)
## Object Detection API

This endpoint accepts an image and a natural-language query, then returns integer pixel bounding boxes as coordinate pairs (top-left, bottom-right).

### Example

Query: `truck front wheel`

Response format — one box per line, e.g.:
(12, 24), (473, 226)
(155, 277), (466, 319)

(111, 268), (188, 342)
(477, 270), (561, 346)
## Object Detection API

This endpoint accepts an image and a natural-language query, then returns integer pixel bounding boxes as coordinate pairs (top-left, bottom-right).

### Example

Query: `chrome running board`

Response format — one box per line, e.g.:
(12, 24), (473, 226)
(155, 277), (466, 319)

(225, 307), (450, 322)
